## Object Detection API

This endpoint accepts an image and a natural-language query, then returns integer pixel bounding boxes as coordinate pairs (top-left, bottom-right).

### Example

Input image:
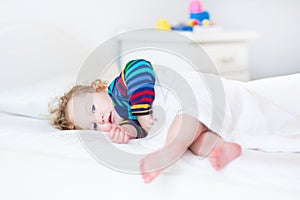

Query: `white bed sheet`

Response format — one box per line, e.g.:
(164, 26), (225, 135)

(0, 113), (299, 194)
(1, 74), (300, 199)
(1, 149), (298, 200)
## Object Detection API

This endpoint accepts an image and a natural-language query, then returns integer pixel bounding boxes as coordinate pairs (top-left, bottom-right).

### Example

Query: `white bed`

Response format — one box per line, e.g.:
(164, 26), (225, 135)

(0, 99), (300, 200)
(0, 23), (299, 200)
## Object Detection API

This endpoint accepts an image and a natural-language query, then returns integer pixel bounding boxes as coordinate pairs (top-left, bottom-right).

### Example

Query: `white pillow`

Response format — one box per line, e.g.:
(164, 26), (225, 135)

(0, 22), (89, 92)
(0, 75), (77, 119)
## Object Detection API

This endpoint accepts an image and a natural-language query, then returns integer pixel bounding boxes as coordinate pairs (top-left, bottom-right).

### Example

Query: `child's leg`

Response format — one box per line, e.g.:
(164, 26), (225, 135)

(140, 114), (206, 183)
(189, 131), (242, 170)
(140, 115), (242, 183)
(189, 130), (220, 156)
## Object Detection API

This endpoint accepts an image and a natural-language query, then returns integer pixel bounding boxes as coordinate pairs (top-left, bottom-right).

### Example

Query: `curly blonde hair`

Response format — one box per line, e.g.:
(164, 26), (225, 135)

(49, 79), (109, 130)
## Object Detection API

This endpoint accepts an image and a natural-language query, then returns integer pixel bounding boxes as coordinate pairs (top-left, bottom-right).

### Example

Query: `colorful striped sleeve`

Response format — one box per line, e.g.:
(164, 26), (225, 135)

(123, 59), (156, 116)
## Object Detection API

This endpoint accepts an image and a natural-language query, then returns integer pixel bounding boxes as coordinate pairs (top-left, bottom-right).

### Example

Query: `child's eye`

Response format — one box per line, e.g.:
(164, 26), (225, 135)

(93, 123), (97, 130)
(92, 105), (96, 113)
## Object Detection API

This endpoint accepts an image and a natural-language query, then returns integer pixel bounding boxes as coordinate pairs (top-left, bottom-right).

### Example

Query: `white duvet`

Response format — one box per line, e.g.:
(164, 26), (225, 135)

(144, 70), (300, 153)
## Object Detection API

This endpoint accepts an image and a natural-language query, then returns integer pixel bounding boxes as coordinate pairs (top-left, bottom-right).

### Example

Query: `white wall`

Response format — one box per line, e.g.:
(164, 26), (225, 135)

(0, 0), (189, 49)
(0, 0), (190, 90)
(1, 0), (299, 80)
(202, 0), (300, 79)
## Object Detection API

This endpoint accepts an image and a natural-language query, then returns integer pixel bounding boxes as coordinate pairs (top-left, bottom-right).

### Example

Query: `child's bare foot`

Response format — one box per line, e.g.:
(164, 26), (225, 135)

(140, 156), (161, 184)
(140, 142), (186, 184)
(208, 141), (241, 170)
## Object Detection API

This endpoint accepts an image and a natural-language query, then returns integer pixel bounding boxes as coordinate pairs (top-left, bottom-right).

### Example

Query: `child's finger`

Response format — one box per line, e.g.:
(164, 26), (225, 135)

(113, 127), (120, 142)
(108, 126), (116, 140)
(123, 134), (130, 144)
(118, 130), (125, 143)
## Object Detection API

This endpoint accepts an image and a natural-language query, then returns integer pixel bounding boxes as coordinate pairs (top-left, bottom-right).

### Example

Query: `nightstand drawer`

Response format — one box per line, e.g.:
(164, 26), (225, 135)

(202, 43), (248, 73)
(117, 30), (257, 81)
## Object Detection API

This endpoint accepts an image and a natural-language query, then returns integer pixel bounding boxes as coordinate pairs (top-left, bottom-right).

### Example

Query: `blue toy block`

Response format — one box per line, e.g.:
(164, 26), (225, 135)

(190, 11), (210, 22)
(171, 25), (193, 32)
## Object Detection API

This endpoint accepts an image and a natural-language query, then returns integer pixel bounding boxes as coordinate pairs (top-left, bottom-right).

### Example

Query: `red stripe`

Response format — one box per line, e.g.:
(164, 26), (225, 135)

(117, 84), (127, 96)
(131, 98), (153, 105)
(130, 90), (154, 100)
(119, 76), (127, 88)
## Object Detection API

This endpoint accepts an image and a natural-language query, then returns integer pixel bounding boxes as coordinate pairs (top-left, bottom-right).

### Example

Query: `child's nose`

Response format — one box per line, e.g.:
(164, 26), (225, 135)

(97, 114), (105, 124)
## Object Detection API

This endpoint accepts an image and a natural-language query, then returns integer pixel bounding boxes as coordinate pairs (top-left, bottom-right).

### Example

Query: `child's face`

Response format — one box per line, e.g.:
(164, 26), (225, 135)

(67, 91), (115, 131)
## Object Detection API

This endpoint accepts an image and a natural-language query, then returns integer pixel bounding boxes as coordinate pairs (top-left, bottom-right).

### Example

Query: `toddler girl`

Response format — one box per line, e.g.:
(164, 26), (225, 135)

(50, 59), (241, 183)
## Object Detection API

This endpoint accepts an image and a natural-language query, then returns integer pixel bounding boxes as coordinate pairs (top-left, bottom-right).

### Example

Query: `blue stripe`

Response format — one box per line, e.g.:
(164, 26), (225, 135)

(124, 60), (141, 72)
(126, 67), (155, 81)
(109, 93), (129, 107)
(127, 70), (155, 82)
(125, 60), (152, 77)
(127, 78), (155, 94)
(125, 63), (151, 77)
(124, 60), (145, 77)
(110, 96), (124, 107)
(109, 59), (155, 122)
(127, 79), (154, 91)
(128, 111), (137, 120)
(115, 89), (126, 98)
(108, 79), (116, 95)
(127, 84), (154, 96)
(115, 107), (128, 118)
(126, 76), (153, 89)
(116, 82), (127, 96)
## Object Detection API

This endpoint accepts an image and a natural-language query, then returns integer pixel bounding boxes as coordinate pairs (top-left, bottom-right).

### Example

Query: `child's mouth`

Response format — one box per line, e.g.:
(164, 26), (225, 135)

(109, 112), (113, 123)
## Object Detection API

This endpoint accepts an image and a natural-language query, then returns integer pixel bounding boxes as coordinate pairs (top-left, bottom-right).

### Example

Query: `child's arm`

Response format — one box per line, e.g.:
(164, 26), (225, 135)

(124, 59), (156, 137)
(137, 114), (154, 133)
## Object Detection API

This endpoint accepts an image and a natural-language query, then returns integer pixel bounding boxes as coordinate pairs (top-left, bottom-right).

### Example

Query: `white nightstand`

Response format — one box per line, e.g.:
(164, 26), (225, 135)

(117, 30), (258, 81)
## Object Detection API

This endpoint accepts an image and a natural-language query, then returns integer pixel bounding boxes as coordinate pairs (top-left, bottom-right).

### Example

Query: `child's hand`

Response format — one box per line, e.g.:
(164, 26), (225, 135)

(107, 124), (130, 144)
